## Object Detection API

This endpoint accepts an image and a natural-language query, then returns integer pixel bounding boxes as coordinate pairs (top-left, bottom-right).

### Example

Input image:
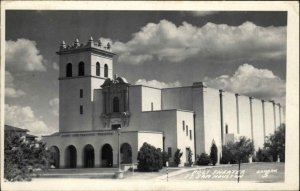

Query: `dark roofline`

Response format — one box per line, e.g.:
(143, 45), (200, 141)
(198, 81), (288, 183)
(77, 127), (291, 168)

(5, 125), (28, 132)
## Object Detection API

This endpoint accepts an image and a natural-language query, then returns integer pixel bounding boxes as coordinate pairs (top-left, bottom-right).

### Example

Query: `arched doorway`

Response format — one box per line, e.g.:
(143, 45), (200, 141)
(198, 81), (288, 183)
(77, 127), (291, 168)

(83, 144), (95, 168)
(101, 144), (113, 167)
(49, 146), (60, 168)
(120, 143), (132, 164)
(65, 145), (77, 168)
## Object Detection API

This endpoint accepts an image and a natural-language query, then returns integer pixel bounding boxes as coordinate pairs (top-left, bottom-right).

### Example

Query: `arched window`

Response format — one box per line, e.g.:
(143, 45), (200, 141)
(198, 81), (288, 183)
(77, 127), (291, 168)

(96, 62), (100, 76)
(104, 64), (108, 78)
(66, 63), (72, 77)
(113, 97), (119, 112)
(78, 62), (85, 76)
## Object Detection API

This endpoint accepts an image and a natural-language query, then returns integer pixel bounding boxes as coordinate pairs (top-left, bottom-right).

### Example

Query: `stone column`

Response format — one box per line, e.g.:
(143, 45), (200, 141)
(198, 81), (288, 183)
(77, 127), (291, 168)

(262, 100), (266, 143)
(278, 104), (282, 124)
(249, 97), (254, 140)
(60, 146), (65, 168)
(272, 101), (276, 132)
(77, 146), (83, 168)
(94, 147), (101, 168)
(235, 94), (240, 134)
(219, 90), (224, 145)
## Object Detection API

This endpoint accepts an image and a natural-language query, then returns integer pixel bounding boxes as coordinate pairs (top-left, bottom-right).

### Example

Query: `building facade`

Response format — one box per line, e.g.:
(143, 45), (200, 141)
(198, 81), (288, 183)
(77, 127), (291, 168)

(43, 37), (284, 169)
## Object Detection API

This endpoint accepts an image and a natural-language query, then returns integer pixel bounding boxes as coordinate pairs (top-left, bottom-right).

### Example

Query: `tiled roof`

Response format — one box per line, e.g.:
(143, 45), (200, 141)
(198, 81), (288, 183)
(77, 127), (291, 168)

(5, 125), (28, 132)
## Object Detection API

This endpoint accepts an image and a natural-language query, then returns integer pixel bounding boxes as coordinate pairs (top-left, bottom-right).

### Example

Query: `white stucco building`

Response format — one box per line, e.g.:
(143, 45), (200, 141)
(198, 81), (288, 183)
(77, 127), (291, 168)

(43, 37), (284, 169)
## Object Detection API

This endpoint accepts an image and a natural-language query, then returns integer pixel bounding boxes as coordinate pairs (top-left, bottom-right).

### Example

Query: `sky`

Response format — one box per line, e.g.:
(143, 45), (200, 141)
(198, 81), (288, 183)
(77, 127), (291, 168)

(4, 10), (287, 136)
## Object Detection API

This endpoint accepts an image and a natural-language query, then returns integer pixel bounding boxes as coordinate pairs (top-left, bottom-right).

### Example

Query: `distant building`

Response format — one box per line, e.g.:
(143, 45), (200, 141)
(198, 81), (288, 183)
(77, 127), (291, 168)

(43, 37), (284, 169)
(5, 125), (37, 142)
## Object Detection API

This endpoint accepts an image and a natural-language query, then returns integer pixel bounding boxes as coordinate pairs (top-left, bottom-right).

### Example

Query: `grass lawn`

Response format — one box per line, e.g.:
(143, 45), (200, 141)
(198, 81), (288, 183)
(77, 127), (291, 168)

(172, 162), (284, 183)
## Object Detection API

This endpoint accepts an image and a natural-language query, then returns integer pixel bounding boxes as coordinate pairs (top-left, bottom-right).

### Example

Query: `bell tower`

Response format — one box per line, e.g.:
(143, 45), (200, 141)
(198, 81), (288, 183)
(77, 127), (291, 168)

(57, 37), (115, 132)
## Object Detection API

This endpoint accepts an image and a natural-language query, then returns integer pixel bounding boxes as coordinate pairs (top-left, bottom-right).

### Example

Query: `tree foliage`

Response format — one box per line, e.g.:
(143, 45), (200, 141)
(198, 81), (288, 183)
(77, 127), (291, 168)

(196, 153), (211, 166)
(221, 137), (254, 164)
(137, 143), (163, 172)
(4, 133), (51, 181)
(210, 141), (218, 166)
(264, 124), (285, 162)
(174, 149), (183, 166)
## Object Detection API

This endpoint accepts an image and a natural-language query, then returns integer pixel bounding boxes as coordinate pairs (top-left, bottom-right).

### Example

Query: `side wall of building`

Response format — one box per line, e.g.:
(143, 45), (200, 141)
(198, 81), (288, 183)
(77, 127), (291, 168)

(264, 101), (276, 137)
(202, 87), (222, 157)
(141, 86), (162, 111)
(252, 99), (265, 150)
(238, 95), (252, 139)
(161, 87), (193, 110)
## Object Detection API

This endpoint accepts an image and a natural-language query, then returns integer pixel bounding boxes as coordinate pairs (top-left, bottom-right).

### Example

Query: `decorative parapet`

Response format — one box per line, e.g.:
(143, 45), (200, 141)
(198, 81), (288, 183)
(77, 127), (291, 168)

(58, 36), (113, 53)
(101, 111), (131, 128)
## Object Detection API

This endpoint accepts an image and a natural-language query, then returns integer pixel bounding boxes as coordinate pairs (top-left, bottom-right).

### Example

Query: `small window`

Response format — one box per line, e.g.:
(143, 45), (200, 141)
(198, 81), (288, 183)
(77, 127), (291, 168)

(186, 125), (188, 136)
(182, 121), (185, 131)
(96, 62), (100, 76)
(80, 105), (83, 114)
(78, 62), (85, 76)
(104, 64), (108, 78)
(167, 147), (172, 157)
(189, 130), (192, 140)
(66, 63), (72, 77)
(80, 89), (83, 98)
(151, 102), (153, 111)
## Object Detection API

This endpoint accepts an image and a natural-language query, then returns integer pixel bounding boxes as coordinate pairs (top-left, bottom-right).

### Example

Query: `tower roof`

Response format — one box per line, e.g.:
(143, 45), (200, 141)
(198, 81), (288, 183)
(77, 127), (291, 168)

(56, 37), (115, 57)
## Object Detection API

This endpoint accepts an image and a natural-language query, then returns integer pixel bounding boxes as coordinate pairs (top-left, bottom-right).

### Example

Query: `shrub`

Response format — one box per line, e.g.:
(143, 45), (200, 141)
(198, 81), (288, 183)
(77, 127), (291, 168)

(174, 149), (183, 167)
(255, 148), (273, 162)
(137, 143), (163, 172)
(210, 141), (218, 166)
(196, 153), (211, 165)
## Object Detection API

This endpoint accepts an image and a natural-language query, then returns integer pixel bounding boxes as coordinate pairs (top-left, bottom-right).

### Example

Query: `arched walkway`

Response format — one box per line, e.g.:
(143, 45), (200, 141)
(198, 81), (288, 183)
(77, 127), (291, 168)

(101, 144), (113, 167)
(120, 143), (132, 164)
(83, 144), (95, 168)
(65, 145), (77, 168)
(49, 146), (60, 168)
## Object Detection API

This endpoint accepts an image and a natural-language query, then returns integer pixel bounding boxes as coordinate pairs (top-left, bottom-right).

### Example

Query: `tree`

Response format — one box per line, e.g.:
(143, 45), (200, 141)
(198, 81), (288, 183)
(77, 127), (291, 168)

(137, 143), (163, 172)
(264, 124), (285, 162)
(4, 133), (51, 181)
(210, 141), (218, 166)
(174, 149), (183, 167)
(228, 137), (255, 182)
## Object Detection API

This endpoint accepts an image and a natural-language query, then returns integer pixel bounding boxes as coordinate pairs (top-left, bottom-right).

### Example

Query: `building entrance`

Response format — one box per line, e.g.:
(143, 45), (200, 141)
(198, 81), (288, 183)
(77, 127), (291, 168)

(101, 144), (113, 167)
(49, 146), (60, 168)
(65, 145), (77, 168)
(120, 143), (132, 164)
(84, 144), (95, 168)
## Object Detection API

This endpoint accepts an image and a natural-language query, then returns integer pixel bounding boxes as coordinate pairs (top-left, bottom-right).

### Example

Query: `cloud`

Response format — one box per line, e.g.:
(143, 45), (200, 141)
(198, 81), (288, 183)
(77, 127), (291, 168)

(49, 98), (59, 116)
(113, 20), (286, 65)
(5, 71), (26, 98)
(204, 64), (286, 105)
(5, 104), (55, 136)
(135, 79), (181, 89)
(190, 11), (219, 17)
(6, 38), (46, 71)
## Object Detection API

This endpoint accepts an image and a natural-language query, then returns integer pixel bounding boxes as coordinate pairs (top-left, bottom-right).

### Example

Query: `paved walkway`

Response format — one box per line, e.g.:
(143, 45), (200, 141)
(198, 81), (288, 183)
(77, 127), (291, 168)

(154, 166), (215, 180)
